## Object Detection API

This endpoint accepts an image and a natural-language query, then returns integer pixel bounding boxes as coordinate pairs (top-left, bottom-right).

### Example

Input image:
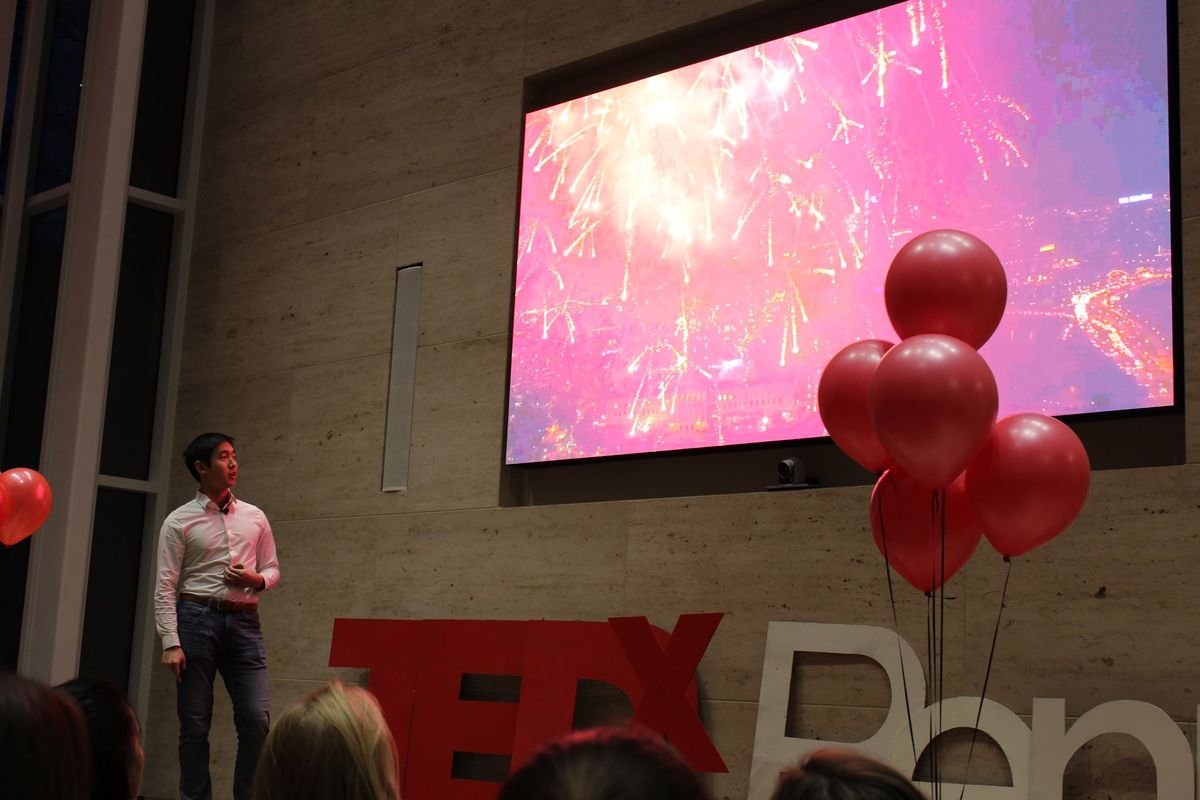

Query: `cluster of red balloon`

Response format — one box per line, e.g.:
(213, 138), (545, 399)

(818, 230), (1091, 593)
(0, 468), (53, 547)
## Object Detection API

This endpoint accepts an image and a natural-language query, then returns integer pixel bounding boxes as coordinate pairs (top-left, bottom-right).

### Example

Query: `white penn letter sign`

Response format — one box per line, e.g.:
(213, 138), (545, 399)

(748, 621), (1194, 800)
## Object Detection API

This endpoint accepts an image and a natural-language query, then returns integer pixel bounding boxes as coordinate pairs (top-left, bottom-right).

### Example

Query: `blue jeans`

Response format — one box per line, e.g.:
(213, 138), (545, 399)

(176, 599), (270, 800)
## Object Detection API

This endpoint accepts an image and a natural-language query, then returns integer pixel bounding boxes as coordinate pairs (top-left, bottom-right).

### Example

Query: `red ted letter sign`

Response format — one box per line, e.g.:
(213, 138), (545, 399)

(329, 613), (726, 799)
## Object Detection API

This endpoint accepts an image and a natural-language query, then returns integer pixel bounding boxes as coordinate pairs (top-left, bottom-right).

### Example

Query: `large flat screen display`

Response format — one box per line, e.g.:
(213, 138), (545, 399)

(507, 0), (1175, 465)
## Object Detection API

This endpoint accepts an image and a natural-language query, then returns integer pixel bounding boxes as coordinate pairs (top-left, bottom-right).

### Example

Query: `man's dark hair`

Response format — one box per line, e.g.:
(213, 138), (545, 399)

(770, 748), (926, 800)
(498, 726), (713, 800)
(183, 433), (235, 483)
(57, 678), (140, 800)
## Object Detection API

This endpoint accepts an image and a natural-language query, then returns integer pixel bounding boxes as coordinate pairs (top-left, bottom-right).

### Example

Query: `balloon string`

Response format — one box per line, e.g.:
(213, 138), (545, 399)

(938, 488), (947, 800)
(926, 589), (939, 800)
(926, 489), (942, 800)
(928, 708), (936, 800)
(875, 479), (919, 764)
(957, 556), (1013, 800)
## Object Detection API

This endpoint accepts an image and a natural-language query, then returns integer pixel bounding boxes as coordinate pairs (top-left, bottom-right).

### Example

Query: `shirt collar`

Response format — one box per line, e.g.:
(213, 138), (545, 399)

(194, 491), (237, 513)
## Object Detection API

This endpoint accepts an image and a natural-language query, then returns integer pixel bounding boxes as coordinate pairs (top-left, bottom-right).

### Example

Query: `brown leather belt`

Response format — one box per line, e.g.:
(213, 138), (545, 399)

(180, 592), (258, 613)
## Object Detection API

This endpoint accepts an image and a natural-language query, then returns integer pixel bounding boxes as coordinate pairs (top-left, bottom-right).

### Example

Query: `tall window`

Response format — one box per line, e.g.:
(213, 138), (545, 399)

(0, 0), (208, 702)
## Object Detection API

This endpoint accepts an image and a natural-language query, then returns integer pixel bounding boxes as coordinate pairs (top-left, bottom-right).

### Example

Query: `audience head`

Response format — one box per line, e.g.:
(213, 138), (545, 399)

(770, 748), (926, 800)
(0, 672), (91, 800)
(57, 677), (144, 800)
(254, 680), (400, 800)
(497, 726), (713, 800)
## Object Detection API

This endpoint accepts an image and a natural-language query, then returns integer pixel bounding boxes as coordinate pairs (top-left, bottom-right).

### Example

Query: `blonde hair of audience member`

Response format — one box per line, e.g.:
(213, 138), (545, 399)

(498, 726), (714, 800)
(253, 680), (400, 800)
(770, 748), (926, 800)
(0, 672), (92, 800)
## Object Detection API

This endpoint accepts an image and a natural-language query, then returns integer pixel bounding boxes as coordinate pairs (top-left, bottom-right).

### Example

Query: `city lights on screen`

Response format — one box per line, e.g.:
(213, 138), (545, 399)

(507, 0), (1174, 464)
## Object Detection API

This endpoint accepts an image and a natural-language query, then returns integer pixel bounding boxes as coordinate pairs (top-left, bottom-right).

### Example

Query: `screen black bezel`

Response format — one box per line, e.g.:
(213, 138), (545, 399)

(499, 0), (1184, 502)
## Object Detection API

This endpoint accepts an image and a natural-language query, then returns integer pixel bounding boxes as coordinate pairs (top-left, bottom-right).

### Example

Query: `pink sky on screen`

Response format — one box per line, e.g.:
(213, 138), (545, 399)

(507, 0), (1173, 464)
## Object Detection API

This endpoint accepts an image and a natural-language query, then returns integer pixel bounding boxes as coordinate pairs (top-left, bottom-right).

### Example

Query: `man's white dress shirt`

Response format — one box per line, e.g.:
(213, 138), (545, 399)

(155, 491), (281, 650)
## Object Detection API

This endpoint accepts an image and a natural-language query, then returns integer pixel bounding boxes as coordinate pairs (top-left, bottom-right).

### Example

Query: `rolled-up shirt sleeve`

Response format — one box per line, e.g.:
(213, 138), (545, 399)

(256, 512), (280, 591)
(155, 517), (185, 650)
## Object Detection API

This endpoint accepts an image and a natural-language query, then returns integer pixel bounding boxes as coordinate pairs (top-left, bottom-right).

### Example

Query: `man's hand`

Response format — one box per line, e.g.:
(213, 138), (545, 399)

(224, 563), (266, 590)
(163, 646), (186, 683)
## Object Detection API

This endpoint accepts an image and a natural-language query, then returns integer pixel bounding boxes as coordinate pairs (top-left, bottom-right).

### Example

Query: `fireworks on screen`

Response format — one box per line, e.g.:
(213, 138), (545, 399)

(508, 0), (1173, 464)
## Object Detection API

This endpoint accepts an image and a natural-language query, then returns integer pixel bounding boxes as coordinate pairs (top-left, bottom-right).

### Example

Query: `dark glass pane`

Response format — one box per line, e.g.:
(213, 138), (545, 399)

(0, 539), (30, 670)
(3, 207), (66, 469)
(0, 206), (68, 670)
(0, 0), (29, 197)
(32, 0), (90, 194)
(99, 204), (172, 479)
(78, 488), (146, 689)
(129, 0), (194, 195)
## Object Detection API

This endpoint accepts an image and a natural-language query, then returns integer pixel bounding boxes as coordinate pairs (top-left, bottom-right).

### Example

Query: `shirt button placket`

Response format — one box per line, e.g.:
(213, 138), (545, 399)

(218, 506), (235, 595)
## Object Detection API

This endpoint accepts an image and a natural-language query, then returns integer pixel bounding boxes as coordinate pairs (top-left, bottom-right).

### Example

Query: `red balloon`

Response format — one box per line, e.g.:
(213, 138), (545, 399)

(885, 230), (1007, 349)
(818, 340), (894, 472)
(0, 468), (53, 547)
(870, 468), (982, 593)
(965, 414), (1090, 558)
(869, 334), (998, 490)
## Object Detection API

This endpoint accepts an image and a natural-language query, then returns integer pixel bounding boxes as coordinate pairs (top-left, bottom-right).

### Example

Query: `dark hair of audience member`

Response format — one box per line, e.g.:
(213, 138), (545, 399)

(254, 680), (400, 800)
(770, 748), (926, 800)
(57, 677), (145, 800)
(0, 671), (92, 800)
(497, 726), (714, 800)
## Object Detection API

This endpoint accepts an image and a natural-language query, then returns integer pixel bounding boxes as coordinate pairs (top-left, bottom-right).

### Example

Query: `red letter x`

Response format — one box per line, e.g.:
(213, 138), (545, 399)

(608, 613), (727, 772)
